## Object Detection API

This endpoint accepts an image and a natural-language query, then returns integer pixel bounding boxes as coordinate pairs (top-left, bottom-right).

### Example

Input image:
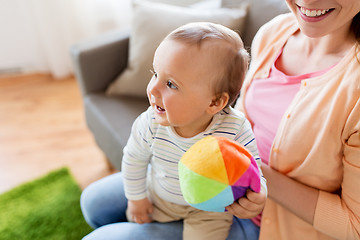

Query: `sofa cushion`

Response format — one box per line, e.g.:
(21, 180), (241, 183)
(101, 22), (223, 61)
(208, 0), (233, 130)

(84, 93), (149, 169)
(222, 0), (289, 46)
(106, 0), (248, 97)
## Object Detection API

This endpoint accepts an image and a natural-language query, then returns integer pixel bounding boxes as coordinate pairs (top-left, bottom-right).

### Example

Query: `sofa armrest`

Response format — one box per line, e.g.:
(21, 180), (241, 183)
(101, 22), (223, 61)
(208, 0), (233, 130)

(70, 28), (130, 96)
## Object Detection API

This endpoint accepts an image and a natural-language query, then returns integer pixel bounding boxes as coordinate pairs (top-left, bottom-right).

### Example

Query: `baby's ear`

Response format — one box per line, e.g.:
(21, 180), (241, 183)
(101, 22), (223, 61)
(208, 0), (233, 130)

(207, 92), (229, 115)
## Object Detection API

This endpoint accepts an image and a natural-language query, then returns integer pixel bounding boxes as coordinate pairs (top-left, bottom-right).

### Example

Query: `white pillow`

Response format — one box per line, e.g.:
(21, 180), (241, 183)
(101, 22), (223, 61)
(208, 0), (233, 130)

(106, 0), (248, 97)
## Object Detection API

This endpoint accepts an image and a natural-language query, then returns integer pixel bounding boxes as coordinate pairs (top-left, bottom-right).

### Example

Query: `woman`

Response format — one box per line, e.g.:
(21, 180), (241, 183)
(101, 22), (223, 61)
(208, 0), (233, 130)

(81, 0), (360, 239)
(227, 0), (360, 239)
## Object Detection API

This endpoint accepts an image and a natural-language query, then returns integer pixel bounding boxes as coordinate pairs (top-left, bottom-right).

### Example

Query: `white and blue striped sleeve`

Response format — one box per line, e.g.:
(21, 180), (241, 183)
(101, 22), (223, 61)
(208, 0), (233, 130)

(121, 110), (153, 200)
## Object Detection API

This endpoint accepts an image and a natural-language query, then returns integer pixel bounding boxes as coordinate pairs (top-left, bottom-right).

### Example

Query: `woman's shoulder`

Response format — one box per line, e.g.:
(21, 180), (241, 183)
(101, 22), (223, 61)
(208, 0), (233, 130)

(342, 55), (360, 95)
(260, 13), (296, 34)
(251, 13), (297, 51)
(249, 13), (297, 62)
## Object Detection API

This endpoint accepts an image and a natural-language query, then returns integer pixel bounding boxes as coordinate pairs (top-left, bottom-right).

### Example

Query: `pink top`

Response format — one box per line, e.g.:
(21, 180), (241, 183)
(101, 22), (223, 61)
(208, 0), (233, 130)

(246, 50), (334, 226)
(245, 51), (333, 165)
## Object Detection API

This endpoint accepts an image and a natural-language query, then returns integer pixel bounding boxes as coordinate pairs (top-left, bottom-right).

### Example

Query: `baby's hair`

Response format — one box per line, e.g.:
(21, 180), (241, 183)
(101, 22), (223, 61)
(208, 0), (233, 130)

(165, 22), (249, 107)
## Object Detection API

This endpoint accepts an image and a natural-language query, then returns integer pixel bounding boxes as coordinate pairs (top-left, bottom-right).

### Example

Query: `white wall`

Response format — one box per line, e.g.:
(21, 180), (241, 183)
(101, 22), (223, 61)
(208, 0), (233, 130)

(0, 0), (133, 77)
(0, 2), (41, 73)
(0, 0), (203, 77)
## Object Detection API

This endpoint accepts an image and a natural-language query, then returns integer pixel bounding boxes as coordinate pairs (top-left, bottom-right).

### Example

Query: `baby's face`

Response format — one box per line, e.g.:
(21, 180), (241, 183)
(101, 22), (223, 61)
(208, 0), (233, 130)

(146, 39), (222, 138)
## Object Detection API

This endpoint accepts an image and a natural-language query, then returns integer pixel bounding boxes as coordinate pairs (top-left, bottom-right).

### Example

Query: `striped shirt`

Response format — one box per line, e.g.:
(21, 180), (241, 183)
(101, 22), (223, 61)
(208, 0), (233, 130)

(122, 106), (265, 205)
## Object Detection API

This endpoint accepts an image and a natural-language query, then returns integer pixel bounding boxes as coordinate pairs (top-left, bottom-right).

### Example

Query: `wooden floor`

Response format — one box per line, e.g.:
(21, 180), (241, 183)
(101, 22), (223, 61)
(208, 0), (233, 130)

(0, 73), (115, 194)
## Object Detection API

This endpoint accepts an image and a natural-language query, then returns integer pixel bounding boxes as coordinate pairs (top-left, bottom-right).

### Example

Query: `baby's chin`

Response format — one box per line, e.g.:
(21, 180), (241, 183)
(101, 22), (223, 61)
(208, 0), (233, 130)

(153, 115), (170, 127)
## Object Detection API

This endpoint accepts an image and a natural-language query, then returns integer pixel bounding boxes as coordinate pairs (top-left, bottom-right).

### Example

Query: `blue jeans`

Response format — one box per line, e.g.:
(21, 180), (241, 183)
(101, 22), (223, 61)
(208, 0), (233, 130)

(80, 172), (259, 240)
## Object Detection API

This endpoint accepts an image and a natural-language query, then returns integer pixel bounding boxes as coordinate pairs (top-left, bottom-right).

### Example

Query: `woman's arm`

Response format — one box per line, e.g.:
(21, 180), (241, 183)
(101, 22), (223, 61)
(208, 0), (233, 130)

(261, 164), (319, 225)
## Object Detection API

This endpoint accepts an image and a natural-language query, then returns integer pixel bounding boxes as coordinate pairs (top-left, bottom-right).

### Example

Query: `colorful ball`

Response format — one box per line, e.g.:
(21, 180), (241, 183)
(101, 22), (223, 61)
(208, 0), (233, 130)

(178, 136), (261, 212)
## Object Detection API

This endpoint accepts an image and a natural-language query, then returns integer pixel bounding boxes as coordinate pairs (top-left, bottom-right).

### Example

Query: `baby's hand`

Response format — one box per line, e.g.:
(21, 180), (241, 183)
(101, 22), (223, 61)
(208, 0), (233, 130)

(225, 188), (266, 219)
(127, 198), (153, 224)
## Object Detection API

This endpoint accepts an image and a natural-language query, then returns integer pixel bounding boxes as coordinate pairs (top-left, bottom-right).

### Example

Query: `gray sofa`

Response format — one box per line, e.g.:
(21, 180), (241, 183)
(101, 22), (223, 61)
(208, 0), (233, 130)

(71, 0), (289, 170)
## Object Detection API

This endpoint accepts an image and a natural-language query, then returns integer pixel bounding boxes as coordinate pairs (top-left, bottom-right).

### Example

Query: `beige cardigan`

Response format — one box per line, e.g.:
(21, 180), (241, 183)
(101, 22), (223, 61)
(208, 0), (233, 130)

(236, 13), (360, 240)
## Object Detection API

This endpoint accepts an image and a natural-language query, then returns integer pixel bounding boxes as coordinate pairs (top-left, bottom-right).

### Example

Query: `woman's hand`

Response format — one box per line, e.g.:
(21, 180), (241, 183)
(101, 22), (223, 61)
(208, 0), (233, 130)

(127, 198), (154, 224)
(225, 188), (266, 219)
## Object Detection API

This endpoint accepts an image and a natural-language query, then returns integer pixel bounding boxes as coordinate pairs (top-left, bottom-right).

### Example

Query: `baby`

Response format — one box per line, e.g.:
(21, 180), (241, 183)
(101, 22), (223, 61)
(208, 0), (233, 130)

(122, 22), (267, 240)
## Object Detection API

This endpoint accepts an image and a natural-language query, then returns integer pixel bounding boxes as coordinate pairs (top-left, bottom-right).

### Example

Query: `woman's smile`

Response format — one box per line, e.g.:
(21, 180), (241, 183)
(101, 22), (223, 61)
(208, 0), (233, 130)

(297, 5), (335, 22)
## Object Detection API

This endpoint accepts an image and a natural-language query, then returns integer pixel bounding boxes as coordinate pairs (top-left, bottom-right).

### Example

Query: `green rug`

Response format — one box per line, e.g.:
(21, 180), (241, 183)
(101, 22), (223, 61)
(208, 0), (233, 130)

(0, 168), (92, 240)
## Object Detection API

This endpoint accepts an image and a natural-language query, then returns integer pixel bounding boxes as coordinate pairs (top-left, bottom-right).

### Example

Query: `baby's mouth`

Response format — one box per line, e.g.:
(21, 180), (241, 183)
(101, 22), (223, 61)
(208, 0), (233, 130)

(156, 105), (165, 112)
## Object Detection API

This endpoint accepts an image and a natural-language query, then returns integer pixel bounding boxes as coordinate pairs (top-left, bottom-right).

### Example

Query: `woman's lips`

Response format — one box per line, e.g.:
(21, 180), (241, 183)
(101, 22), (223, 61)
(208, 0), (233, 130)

(297, 5), (334, 22)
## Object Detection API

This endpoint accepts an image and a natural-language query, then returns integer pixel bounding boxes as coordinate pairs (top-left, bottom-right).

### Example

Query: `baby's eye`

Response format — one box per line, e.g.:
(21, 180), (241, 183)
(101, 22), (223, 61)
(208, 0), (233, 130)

(166, 80), (177, 89)
(150, 69), (157, 78)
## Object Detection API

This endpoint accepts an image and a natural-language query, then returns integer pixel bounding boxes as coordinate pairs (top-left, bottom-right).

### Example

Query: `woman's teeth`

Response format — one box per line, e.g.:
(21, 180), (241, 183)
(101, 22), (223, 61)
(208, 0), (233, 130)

(300, 7), (331, 17)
